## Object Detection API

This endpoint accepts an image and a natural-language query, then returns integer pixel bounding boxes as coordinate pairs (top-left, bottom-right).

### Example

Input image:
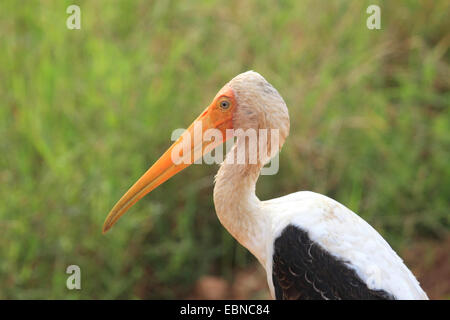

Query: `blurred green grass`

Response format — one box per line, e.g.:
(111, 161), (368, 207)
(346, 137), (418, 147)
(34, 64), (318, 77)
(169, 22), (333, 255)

(0, 0), (448, 299)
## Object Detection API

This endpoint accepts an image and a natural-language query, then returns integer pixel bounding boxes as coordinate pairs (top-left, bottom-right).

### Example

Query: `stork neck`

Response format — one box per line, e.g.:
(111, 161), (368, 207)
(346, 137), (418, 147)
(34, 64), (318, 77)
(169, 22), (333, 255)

(213, 145), (268, 265)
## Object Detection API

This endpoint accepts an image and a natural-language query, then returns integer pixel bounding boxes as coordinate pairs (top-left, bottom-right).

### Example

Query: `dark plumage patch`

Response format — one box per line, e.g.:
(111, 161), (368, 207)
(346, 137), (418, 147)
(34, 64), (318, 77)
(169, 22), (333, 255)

(272, 225), (395, 300)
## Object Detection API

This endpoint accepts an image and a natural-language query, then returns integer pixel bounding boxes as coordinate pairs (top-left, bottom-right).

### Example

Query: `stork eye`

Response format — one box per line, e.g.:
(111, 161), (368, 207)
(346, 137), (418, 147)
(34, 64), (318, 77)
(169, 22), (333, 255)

(219, 100), (230, 109)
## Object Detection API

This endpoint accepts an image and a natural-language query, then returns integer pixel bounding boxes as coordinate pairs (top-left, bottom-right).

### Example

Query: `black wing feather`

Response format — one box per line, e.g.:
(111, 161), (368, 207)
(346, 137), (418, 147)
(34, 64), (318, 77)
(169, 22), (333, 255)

(272, 225), (395, 300)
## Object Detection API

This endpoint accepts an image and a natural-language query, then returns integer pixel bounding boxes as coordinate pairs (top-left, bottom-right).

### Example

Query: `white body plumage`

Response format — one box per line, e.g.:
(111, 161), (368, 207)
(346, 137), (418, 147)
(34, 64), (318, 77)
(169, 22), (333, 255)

(262, 191), (428, 299)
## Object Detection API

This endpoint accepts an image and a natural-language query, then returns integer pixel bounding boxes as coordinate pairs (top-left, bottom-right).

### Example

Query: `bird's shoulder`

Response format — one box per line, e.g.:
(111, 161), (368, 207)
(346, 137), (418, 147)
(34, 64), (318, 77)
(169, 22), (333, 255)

(264, 191), (366, 236)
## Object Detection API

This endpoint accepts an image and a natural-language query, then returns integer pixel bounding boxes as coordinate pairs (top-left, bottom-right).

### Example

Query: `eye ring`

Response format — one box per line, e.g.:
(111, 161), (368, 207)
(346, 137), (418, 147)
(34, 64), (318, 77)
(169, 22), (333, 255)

(219, 100), (230, 110)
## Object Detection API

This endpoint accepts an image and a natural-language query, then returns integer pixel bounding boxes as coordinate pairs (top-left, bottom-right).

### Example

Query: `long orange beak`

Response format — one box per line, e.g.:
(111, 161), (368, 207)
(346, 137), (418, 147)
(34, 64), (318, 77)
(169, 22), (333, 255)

(102, 86), (235, 233)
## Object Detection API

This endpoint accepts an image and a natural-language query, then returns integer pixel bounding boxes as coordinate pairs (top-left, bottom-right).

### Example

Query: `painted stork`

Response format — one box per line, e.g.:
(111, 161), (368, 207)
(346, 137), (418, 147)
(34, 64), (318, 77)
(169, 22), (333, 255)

(103, 71), (428, 300)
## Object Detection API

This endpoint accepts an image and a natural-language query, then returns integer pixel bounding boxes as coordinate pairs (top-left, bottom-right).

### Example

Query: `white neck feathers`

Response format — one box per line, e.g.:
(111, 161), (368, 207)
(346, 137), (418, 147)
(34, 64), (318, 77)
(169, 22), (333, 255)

(213, 144), (269, 265)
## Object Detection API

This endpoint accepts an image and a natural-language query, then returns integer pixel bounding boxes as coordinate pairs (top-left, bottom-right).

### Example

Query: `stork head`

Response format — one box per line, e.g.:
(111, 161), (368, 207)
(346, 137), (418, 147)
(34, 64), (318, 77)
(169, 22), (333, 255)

(103, 71), (290, 232)
(228, 71), (290, 161)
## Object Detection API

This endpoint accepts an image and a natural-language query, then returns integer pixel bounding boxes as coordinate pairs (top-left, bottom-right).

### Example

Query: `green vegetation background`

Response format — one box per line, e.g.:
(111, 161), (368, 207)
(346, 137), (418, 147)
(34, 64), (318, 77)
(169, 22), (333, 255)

(0, 0), (448, 299)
